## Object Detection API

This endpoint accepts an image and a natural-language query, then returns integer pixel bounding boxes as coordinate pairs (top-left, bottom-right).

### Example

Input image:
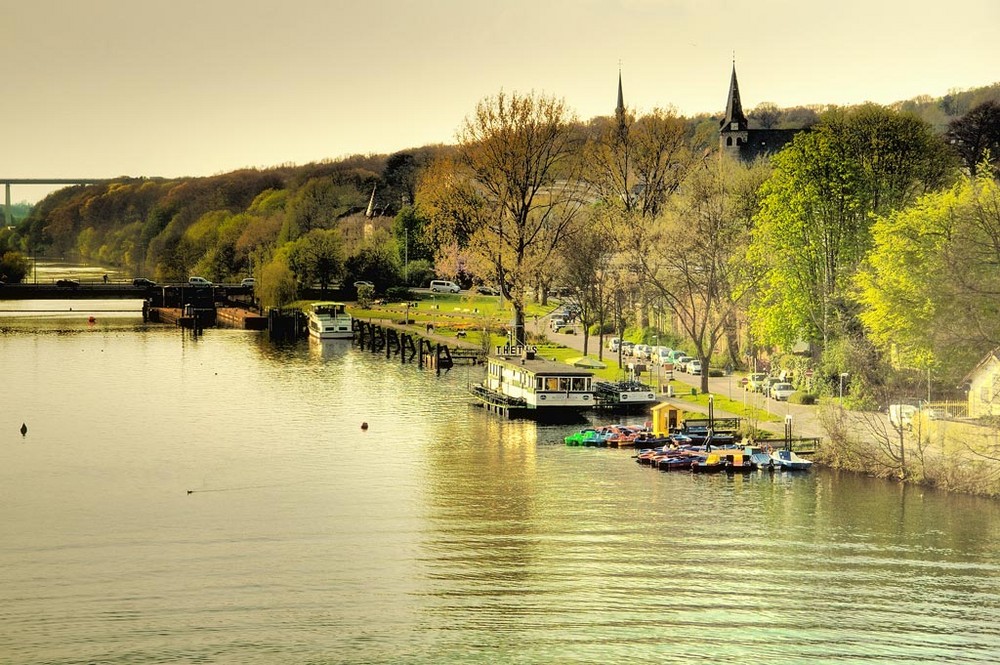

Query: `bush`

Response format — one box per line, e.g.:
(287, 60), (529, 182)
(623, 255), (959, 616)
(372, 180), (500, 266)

(708, 368), (725, 378)
(789, 392), (818, 405)
(385, 286), (415, 302)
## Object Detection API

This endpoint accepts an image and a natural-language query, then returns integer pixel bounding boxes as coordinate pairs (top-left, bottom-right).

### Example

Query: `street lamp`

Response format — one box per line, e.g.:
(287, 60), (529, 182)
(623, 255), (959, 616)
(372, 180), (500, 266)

(839, 372), (849, 403)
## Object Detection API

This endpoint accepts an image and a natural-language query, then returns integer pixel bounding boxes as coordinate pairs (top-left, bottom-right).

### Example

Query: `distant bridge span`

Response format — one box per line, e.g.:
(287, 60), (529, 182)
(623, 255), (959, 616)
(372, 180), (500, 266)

(2, 178), (116, 226)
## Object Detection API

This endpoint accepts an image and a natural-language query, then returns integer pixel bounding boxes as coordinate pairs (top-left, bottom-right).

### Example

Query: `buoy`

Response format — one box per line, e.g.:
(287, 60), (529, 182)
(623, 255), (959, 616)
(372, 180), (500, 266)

(361, 422), (369, 430)
(20, 423), (27, 436)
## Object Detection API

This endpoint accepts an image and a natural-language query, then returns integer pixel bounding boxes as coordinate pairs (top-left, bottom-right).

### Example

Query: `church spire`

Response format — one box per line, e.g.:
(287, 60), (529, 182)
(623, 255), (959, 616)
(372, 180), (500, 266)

(721, 61), (748, 130)
(615, 67), (627, 141)
(616, 69), (625, 119)
(365, 184), (377, 218)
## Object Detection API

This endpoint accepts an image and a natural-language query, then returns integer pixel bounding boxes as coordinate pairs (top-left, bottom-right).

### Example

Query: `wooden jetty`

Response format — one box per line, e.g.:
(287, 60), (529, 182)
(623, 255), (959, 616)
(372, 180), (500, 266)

(353, 319), (482, 372)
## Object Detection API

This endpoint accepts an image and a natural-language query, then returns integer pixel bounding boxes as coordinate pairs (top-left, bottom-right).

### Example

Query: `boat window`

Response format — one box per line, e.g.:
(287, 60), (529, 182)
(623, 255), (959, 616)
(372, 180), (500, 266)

(559, 378), (571, 391)
(536, 377), (544, 390)
(545, 377), (559, 391)
(571, 377), (587, 391)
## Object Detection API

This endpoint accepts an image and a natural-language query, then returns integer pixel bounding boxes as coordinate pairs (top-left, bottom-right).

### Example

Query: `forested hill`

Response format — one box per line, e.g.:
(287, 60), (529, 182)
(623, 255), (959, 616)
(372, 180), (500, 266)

(14, 146), (448, 282)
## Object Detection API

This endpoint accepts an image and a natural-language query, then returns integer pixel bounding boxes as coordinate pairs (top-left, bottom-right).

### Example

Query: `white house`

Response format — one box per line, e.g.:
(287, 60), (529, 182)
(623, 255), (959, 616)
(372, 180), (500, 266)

(964, 348), (1000, 418)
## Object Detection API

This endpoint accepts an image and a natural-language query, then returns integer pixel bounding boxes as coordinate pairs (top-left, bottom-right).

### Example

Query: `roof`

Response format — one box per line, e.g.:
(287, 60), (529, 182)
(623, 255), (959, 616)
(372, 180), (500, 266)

(488, 354), (594, 376)
(720, 63), (748, 129)
(962, 347), (1000, 383)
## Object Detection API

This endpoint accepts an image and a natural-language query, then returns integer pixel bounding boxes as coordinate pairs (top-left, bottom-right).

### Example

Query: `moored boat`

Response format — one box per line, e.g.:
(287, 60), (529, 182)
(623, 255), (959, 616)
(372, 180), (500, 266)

(307, 301), (353, 339)
(473, 345), (595, 418)
(771, 448), (813, 471)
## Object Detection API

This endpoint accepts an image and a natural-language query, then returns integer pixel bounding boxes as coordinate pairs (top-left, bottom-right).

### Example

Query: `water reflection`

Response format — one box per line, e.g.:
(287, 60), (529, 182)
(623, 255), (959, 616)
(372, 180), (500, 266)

(0, 325), (998, 663)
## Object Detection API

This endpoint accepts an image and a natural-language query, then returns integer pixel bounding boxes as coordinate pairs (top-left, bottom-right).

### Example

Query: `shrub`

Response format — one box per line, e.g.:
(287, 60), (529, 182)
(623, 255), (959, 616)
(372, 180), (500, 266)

(385, 286), (414, 302)
(708, 368), (725, 378)
(789, 393), (818, 405)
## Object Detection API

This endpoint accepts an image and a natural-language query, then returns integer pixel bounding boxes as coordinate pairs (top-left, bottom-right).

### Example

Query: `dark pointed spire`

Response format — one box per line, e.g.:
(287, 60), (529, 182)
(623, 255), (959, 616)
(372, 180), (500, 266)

(721, 61), (748, 130)
(616, 69), (625, 119)
(615, 66), (627, 142)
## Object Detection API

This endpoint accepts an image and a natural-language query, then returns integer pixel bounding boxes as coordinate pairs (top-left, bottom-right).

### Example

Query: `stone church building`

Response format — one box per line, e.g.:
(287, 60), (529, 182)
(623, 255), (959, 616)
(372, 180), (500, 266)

(717, 64), (800, 161)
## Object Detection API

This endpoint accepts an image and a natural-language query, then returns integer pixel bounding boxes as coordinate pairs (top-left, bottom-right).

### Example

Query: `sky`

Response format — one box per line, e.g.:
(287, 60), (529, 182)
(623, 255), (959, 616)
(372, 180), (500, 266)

(3, 0), (998, 204)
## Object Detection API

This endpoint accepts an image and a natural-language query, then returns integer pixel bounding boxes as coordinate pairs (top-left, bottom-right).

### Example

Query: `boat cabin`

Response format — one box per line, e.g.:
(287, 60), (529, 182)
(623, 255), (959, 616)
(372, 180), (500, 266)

(482, 346), (595, 410)
(308, 301), (353, 339)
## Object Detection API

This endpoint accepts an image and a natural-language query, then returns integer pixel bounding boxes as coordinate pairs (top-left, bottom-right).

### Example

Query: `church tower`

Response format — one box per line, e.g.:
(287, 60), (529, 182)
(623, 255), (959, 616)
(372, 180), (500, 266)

(719, 62), (749, 158)
(615, 69), (627, 141)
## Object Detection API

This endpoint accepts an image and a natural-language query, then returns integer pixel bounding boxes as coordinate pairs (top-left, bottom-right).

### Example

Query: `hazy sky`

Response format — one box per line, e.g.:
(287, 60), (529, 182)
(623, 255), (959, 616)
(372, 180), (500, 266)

(3, 0), (998, 203)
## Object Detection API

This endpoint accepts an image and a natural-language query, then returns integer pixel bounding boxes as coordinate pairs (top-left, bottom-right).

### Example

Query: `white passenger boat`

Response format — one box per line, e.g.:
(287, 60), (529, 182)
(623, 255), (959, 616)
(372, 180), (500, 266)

(471, 345), (595, 418)
(307, 301), (353, 339)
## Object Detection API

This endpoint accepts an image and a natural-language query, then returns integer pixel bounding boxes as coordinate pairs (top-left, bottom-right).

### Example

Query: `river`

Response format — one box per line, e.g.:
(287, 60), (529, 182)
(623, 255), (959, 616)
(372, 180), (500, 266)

(1, 300), (999, 664)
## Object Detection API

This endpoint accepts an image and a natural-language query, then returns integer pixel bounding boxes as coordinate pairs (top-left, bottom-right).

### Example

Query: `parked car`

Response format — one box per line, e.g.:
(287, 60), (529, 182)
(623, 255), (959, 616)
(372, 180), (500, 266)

(674, 355), (693, 372)
(188, 276), (212, 287)
(745, 373), (767, 392)
(760, 376), (780, 396)
(769, 382), (796, 400)
(472, 285), (498, 296)
(686, 359), (703, 375)
(634, 344), (652, 360)
(240, 278), (255, 288)
(354, 280), (374, 289)
(608, 337), (621, 352)
(56, 279), (80, 288)
(654, 347), (674, 365)
(550, 317), (566, 332)
(132, 277), (156, 287)
(429, 279), (460, 293)
(621, 341), (635, 355)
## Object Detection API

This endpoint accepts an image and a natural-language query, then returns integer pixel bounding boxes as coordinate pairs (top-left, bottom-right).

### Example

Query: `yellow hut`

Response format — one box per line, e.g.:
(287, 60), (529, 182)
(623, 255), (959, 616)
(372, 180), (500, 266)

(650, 402), (685, 436)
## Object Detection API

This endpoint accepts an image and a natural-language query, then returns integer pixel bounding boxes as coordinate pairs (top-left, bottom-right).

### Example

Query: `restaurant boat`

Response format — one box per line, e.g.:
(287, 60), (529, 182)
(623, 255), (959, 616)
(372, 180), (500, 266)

(471, 345), (595, 418)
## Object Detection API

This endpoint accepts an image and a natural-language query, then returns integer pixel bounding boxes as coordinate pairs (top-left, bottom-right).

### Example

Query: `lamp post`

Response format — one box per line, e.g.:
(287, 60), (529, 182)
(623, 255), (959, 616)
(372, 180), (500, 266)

(839, 372), (849, 404)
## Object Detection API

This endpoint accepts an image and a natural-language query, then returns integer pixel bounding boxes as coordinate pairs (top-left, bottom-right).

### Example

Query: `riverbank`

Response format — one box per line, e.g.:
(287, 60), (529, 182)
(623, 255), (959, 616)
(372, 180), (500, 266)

(346, 295), (1000, 498)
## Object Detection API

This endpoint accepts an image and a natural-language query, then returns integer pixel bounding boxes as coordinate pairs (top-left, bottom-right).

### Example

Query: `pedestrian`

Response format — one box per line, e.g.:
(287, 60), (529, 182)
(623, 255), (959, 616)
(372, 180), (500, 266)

(102, 274), (108, 284)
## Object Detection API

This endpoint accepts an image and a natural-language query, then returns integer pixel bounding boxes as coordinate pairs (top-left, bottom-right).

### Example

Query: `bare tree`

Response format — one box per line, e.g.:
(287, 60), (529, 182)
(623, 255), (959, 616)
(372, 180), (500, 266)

(631, 157), (764, 392)
(419, 91), (585, 345)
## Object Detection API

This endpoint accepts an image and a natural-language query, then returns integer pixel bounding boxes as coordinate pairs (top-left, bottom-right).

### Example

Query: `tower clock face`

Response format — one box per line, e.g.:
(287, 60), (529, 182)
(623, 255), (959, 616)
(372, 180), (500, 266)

(731, 122), (738, 130)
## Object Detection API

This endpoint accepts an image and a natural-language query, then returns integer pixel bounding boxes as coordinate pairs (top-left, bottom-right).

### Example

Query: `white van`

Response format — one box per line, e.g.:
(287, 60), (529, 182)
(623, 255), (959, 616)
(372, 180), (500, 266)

(429, 279), (460, 293)
(188, 276), (212, 287)
(888, 404), (918, 431)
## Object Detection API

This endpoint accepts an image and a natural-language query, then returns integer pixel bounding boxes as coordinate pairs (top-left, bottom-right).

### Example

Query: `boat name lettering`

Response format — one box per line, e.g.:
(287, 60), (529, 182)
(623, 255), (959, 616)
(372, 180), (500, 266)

(495, 344), (538, 356)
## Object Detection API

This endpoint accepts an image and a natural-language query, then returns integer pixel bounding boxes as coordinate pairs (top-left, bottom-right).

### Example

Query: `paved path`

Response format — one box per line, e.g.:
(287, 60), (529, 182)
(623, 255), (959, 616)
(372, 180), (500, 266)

(532, 313), (825, 440)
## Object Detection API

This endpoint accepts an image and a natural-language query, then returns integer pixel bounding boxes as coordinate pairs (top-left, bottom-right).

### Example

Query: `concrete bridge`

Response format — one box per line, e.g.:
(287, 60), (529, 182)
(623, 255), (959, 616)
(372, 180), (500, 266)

(2, 178), (114, 225)
(0, 281), (252, 300)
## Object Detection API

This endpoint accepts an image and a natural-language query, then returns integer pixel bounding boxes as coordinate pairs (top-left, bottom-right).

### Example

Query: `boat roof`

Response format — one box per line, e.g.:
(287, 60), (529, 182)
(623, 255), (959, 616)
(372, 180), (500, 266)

(488, 354), (594, 376)
(311, 301), (347, 310)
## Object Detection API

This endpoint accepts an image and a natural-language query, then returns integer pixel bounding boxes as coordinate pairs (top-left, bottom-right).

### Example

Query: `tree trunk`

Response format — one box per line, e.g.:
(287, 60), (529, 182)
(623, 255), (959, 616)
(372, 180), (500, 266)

(513, 307), (527, 346)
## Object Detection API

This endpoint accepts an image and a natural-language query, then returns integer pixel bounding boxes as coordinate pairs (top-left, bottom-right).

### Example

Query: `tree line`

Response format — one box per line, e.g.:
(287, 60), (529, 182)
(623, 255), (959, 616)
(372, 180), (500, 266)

(2, 85), (999, 405)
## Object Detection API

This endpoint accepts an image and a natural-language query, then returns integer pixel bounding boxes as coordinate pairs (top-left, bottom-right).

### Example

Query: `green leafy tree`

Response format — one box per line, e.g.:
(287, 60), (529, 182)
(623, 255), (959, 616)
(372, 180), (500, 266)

(0, 251), (30, 283)
(392, 206), (434, 274)
(857, 173), (1000, 385)
(749, 105), (956, 350)
(288, 228), (346, 292)
(344, 228), (400, 290)
(258, 251), (297, 310)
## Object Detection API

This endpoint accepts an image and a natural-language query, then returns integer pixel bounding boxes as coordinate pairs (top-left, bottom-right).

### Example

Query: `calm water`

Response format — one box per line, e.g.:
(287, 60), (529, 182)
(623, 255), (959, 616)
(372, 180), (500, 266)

(1, 305), (999, 664)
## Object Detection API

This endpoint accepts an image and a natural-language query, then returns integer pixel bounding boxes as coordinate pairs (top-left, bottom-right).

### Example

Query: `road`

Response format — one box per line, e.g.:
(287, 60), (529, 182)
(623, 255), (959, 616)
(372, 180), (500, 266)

(532, 312), (826, 441)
